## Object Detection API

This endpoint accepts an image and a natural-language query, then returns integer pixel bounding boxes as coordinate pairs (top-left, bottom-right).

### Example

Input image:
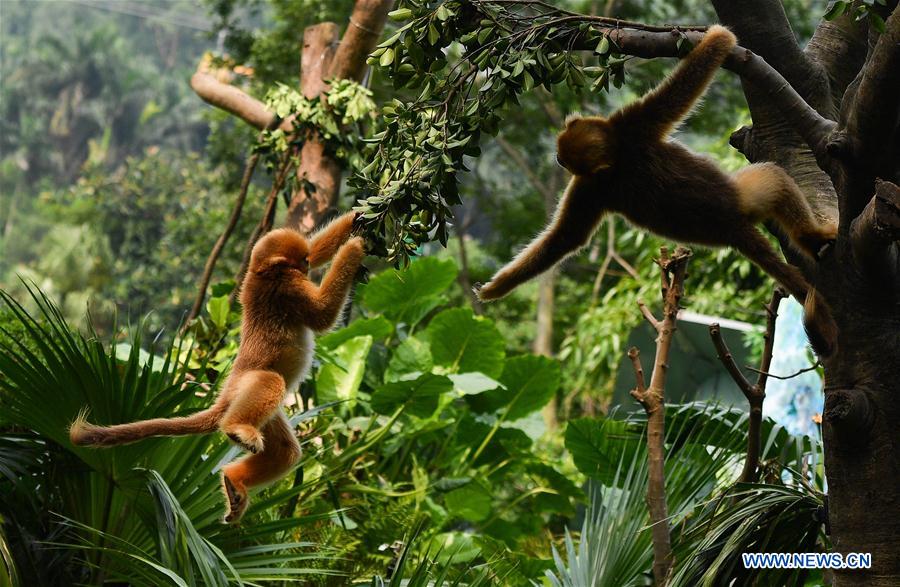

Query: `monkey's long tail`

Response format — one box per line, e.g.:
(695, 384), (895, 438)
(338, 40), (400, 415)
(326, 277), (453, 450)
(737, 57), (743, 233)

(736, 228), (810, 302)
(69, 399), (228, 447)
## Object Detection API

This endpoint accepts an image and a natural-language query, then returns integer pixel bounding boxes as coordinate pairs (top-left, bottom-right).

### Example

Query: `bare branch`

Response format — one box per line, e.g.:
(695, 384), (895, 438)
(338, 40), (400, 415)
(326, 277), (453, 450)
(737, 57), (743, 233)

(708, 288), (785, 484)
(568, 27), (838, 156)
(708, 323), (754, 397)
(190, 69), (292, 132)
(230, 157), (295, 303)
(755, 288), (788, 390)
(638, 299), (660, 331)
(712, 0), (833, 115)
(745, 361), (821, 381)
(184, 117), (284, 329)
(629, 245), (691, 586)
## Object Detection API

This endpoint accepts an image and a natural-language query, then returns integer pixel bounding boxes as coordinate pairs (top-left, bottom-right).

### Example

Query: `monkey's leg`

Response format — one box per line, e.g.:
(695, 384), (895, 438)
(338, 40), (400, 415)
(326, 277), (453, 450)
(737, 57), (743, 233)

(221, 411), (301, 523)
(735, 228), (810, 301)
(308, 211), (357, 268)
(220, 370), (286, 454)
(733, 164), (837, 257)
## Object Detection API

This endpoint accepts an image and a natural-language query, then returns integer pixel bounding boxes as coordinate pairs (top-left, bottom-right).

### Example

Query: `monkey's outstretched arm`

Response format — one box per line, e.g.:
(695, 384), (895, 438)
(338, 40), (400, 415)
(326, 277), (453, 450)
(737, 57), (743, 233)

(299, 237), (365, 330)
(477, 181), (603, 301)
(308, 212), (358, 268)
(620, 25), (736, 137)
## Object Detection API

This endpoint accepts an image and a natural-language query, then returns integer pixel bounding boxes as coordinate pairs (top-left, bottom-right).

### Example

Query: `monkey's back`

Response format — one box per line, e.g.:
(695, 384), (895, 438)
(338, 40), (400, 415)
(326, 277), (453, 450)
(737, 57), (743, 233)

(602, 140), (749, 247)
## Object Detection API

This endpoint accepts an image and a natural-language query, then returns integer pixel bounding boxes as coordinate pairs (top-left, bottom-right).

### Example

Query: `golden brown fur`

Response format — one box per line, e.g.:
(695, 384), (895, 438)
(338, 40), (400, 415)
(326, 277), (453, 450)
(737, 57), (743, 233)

(69, 212), (365, 522)
(477, 26), (836, 303)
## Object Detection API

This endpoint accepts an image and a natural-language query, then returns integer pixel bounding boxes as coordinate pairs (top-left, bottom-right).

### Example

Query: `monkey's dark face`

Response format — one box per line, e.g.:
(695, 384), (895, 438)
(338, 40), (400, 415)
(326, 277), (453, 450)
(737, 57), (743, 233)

(556, 116), (616, 176)
(249, 229), (311, 277)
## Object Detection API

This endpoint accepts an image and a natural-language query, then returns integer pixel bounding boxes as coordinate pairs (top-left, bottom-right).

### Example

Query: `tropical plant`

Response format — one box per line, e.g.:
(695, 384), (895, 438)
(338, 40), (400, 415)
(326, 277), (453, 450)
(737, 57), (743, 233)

(545, 403), (825, 586)
(0, 284), (342, 585)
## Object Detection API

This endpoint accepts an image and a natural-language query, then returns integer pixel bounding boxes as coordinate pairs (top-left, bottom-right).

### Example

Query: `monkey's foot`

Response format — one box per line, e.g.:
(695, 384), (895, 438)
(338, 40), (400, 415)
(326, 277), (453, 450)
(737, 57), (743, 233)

(222, 475), (248, 523)
(223, 424), (265, 454)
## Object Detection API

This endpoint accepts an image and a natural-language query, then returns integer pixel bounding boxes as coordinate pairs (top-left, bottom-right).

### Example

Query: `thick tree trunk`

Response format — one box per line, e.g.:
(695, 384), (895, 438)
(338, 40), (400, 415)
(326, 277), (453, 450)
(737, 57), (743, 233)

(706, 4), (900, 583)
(288, 23), (342, 233)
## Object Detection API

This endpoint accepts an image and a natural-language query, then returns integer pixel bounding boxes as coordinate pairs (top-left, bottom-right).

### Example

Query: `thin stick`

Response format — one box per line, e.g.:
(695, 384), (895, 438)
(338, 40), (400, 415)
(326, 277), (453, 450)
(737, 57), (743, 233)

(183, 117), (283, 330)
(229, 156), (295, 305)
(629, 245), (691, 586)
(709, 288), (786, 484)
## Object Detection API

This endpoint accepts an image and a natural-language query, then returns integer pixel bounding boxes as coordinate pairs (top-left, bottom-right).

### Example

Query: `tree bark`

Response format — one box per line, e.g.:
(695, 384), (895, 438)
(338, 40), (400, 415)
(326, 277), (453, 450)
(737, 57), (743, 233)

(288, 22), (342, 233)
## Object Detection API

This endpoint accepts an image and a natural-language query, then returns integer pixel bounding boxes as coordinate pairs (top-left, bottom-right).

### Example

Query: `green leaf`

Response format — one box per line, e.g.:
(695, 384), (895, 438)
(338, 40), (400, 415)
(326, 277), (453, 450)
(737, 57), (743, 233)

(444, 482), (492, 522)
(447, 372), (502, 395)
(316, 336), (373, 406)
(869, 12), (886, 32)
(318, 316), (393, 349)
(370, 372), (453, 417)
(565, 417), (641, 483)
(595, 36), (610, 55)
(385, 336), (433, 382)
(468, 355), (559, 418)
(388, 8), (413, 21)
(379, 47), (395, 67)
(206, 295), (229, 328)
(424, 308), (505, 377)
(824, 0), (849, 20)
(360, 257), (457, 326)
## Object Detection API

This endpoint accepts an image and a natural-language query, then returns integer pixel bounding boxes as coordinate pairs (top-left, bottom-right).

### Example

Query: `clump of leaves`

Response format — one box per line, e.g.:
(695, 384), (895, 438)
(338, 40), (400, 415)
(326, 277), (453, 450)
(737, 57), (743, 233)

(259, 79), (377, 170)
(350, 1), (635, 263)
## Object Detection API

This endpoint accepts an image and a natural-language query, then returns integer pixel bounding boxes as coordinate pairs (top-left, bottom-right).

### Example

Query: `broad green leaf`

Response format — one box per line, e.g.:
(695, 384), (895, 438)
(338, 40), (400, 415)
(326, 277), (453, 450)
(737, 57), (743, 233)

(424, 308), (505, 377)
(447, 372), (502, 395)
(370, 372), (453, 418)
(385, 336), (433, 382)
(360, 257), (457, 326)
(565, 417), (640, 483)
(316, 336), (373, 406)
(206, 295), (229, 328)
(444, 482), (492, 522)
(318, 316), (393, 349)
(481, 355), (560, 420)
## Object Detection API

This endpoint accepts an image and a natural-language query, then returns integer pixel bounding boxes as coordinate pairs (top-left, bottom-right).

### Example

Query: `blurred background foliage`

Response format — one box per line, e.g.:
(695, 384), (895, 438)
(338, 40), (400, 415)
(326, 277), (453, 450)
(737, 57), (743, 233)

(1, 0), (827, 584)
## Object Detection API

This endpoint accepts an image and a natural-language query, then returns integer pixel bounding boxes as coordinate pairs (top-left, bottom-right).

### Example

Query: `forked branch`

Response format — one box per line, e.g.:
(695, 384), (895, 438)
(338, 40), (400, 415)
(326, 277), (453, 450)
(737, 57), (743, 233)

(628, 245), (692, 586)
(709, 288), (787, 483)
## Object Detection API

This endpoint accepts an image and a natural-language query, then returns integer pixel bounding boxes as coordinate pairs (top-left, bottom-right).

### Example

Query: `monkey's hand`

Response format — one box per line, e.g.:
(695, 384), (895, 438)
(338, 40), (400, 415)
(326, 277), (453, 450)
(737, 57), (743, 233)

(474, 280), (509, 302)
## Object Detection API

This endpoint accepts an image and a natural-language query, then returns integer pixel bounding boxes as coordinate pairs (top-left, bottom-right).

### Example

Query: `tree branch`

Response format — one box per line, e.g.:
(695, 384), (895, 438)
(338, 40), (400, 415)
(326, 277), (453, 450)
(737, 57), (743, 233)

(849, 179), (900, 276)
(190, 68), (292, 132)
(329, 0), (394, 81)
(184, 117), (283, 329)
(846, 8), (900, 183)
(711, 0), (833, 116)
(629, 245), (691, 586)
(708, 288), (786, 483)
(576, 27), (838, 158)
(230, 156), (295, 303)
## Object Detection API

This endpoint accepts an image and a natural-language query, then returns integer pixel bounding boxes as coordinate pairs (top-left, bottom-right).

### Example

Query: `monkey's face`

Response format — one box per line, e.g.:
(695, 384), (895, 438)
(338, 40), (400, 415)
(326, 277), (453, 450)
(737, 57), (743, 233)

(556, 116), (616, 176)
(249, 229), (311, 278)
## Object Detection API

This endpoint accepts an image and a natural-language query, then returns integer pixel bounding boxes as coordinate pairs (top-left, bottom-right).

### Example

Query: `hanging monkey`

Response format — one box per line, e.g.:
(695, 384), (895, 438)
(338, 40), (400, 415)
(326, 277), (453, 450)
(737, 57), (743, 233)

(476, 25), (836, 304)
(70, 212), (365, 522)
